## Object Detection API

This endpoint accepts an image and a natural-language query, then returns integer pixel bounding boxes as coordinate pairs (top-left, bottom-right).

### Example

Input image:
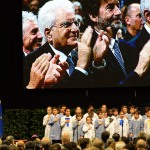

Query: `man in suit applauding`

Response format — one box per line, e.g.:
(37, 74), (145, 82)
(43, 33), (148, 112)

(25, 0), (95, 88)
(121, 0), (150, 86)
(82, 0), (150, 87)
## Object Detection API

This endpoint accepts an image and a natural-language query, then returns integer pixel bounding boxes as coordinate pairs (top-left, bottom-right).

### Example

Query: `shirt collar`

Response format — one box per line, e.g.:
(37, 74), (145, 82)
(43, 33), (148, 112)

(49, 44), (67, 62)
(144, 23), (150, 34)
(109, 38), (115, 50)
(23, 51), (28, 56)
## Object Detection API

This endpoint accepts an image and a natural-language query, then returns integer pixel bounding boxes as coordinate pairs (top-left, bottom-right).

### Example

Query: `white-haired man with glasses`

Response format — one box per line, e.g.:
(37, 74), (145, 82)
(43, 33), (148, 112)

(25, 0), (95, 88)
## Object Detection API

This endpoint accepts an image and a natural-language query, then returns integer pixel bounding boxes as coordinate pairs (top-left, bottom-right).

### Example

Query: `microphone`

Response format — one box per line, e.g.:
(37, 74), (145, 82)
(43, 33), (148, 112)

(120, 119), (124, 126)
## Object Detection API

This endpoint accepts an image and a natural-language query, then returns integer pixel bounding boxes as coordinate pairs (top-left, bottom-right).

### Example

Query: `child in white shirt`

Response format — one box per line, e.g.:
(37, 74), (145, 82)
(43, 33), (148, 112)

(82, 116), (95, 140)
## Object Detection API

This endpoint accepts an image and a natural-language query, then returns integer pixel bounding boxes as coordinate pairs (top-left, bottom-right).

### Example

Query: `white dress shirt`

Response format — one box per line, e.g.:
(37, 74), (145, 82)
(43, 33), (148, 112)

(49, 44), (88, 76)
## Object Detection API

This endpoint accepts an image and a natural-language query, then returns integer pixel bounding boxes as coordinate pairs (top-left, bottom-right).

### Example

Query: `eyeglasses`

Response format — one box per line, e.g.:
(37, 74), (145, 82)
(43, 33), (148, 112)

(53, 20), (80, 28)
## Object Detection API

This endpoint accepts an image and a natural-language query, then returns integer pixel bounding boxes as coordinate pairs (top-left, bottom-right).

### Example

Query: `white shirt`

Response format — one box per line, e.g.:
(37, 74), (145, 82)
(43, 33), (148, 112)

(23, 51), (28, 56)
(144, 23), (150, 34)
(49, 44), (88, 76)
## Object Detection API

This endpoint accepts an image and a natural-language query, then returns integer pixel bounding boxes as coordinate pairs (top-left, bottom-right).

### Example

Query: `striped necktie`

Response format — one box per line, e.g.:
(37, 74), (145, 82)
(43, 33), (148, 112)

(113, 41), (127, 77)
(66, 55), (75, 76)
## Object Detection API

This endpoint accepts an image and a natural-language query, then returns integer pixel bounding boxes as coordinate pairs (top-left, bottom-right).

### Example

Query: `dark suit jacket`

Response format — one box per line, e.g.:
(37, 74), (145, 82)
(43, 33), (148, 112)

(129, 26), (150, 53)
(121, 26), (150, 86)
(24, 42), (88, 88)
(124, 30), (135, 41)
(88, 30), (139, 87)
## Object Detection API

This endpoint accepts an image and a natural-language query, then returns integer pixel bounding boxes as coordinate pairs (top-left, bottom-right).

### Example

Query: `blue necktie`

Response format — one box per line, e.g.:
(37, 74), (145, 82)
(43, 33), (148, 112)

(120, 119), (124, 126)
(66, 56), (75, 75)
(113, 41), (127, 77)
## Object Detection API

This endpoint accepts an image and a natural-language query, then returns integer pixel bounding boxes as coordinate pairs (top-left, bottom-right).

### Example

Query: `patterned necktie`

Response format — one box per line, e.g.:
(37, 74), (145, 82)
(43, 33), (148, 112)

(66, 55), (75, 76)
(113, 41), (127, 77)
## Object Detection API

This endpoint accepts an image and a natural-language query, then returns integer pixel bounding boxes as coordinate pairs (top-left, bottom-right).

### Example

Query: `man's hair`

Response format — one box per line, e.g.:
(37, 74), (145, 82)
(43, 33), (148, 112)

(2, 139), (11, 145)
(115, 141), (126, 150)
(63, 142), (77, 150)
(16, 140), (25, 148)
(79, 138), (90, 149)
(41, 137), (51, 150)
(112, 133), (120, 142)
(91, 138), (104, 149)
(50, 143), (61, 150)
(6, 135), (14, 144)
(101, 131), (110, 143)
(123, 142), (135, 150)
(138, 131), (147, 141)
(61, 132), (71, 144)
(37, 0), (75, 44)
(22, 11), (38, 36)
(123, 2), (144, 29)
(136, 139), (146, 149)
(25, 141), (35, 149)
(0, 145), (10, 150)
(140, 0), (150, 20)
(82, 0), (106, 26)
(120, 136), (129, 144)
(85, 146), (99, 150)
(106, 138), (115, 147)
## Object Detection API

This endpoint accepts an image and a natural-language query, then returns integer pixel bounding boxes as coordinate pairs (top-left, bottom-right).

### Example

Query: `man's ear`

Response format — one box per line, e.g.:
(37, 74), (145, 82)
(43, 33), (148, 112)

(125, 16), (130, 25)
(144, 10), (150, 23)
(44, 28), (53, 42)
(89, 14), (98, 23)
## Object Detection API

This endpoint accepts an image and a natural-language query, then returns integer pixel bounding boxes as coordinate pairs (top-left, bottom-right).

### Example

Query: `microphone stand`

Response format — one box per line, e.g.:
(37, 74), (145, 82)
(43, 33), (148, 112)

(121, 120), (123, 137)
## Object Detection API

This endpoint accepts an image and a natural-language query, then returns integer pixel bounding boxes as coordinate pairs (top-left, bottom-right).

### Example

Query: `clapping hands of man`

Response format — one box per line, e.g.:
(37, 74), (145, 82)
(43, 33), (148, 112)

(77, 26), (111, 69)
(93, 27), (111, 66)
(26, 53), (68, 89)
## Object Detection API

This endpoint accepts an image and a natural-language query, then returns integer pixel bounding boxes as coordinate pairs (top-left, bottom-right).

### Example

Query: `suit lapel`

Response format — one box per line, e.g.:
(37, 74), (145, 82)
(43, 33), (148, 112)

(26, 42), (55, 66)
(135, 27), (150, 52)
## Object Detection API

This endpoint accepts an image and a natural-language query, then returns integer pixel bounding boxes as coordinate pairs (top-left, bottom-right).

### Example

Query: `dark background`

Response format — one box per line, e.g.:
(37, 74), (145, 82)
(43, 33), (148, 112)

(0, 0), (150, 111)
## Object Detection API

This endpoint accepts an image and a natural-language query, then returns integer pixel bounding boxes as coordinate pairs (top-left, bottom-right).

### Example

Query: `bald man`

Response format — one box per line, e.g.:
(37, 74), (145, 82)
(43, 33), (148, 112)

(136, 139), (147, 150)
(124, 3), (144, 41)
(61, 132), (71, 145)
(16, 140), (25, 148)
(41, 137), (51, 150)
